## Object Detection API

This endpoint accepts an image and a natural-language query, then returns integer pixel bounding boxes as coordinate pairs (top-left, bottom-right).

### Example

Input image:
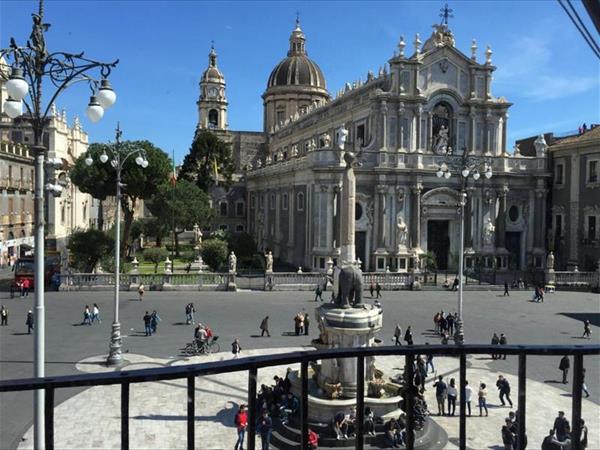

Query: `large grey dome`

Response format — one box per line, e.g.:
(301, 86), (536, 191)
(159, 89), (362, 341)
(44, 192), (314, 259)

(266, 20), (327, 90)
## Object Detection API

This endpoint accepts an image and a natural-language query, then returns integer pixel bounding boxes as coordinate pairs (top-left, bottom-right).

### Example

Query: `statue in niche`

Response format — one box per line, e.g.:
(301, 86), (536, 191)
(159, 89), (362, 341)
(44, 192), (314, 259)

(483, 218), (495, 246)
(337, 125), (349, 150)
(433, 125), (449, 154)
(265, 251), (273, 273)
(396, 215), (408, 246)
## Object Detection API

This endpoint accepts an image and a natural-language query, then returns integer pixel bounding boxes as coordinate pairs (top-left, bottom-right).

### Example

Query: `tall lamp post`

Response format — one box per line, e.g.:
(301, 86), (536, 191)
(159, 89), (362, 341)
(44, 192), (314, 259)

(1, 1), (118, 447)
(436, 153), (492, 344)
(85, 124), (148, 366)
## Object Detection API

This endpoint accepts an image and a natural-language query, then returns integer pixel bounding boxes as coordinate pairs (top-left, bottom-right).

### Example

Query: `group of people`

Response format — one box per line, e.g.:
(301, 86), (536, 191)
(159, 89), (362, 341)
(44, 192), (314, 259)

(192, 322), (213, 349)
(142, 310), (161, 336)
(540, 412), (588, 450)
(490, 332), (509, 359)
(81, 304), (101, 325)
(368, 282), (382, 298)
(433, 310), (458, 343)
(532, 286), (546, 302)
(293, 311), (309, 336)
(392, 324), (414, 346)
(500, 410), (527, 450)
(10, 278), (31, 298)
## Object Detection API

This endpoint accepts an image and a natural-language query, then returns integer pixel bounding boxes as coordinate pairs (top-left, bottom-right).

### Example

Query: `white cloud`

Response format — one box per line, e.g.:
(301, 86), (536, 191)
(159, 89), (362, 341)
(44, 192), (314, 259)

(524, 75), (598, 101)
(495, 36), (552, 80)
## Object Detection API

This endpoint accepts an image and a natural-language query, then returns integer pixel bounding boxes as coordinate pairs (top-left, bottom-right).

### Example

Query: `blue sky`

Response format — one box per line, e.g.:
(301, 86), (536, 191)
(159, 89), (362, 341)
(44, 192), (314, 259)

(1, 1), (599, 163)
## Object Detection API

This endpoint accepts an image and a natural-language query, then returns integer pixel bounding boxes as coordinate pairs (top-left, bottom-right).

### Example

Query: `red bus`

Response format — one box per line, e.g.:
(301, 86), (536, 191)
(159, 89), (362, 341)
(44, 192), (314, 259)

(13, 253), (61, 290)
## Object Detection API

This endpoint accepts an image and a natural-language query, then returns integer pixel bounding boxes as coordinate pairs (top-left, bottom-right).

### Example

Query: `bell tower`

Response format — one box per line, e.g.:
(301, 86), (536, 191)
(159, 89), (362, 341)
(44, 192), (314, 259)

(197, 44), (228, 131)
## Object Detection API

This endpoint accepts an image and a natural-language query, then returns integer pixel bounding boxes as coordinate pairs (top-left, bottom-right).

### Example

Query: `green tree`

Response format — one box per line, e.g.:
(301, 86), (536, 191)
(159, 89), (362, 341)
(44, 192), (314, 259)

(143, 217), (169, 247)
(67, 229), (114, 272)
(143, 247), (168, 273)
(71, 140), (171, 256)
(146, 179), (212, 256)
(179, 130), (235, 191)
(201, 238), (228, 272)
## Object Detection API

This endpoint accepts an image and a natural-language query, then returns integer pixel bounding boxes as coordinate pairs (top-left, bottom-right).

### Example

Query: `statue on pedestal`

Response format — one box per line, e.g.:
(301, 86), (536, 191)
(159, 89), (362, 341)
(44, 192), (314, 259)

(546, 251), (555, 270)
(228, 251), (237, 273)
(396, 215), (408, 247)
(483, 218), (495, 246)
(433, 125), (449, 154)
(265, 251), (273, 273)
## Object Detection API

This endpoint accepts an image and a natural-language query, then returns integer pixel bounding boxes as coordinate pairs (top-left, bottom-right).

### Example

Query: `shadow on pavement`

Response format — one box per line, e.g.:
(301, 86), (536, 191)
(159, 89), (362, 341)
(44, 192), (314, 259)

(557, 312), (600, 327)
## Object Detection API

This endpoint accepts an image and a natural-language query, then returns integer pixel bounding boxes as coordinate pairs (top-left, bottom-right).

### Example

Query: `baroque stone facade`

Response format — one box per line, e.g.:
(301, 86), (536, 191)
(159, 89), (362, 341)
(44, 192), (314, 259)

(200, 19), (552, 272)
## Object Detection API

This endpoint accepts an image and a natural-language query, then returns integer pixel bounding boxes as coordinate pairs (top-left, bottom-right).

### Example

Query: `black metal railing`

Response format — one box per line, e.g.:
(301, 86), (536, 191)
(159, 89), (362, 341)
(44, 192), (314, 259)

(1, 344), (598, 450)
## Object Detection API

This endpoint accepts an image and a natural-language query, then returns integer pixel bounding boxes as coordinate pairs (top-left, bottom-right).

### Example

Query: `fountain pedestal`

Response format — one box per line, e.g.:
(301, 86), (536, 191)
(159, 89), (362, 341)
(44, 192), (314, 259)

(315, 304), (383, 398)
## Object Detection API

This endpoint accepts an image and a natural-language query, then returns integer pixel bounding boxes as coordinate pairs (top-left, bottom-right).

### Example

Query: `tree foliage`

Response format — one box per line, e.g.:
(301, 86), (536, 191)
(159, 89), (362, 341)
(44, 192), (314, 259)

(143, 247), (168, 273)
(67, 229), (114, 272)
(71, 140), (171, 255)
(201, 238), (228, 272)
(179, 130), (235, 191)
(146, 179), (212, 255)
(143, 217), (170, 247)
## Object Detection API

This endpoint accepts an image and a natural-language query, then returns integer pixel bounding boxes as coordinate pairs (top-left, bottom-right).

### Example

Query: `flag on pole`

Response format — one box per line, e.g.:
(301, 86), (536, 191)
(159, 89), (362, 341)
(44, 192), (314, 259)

(170, 151), (177, 187)
(213, 157), (219, 186)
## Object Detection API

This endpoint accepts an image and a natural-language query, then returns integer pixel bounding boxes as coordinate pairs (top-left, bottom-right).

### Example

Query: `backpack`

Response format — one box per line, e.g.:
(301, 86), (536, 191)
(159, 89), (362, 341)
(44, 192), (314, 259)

(205, 327), (213, 338)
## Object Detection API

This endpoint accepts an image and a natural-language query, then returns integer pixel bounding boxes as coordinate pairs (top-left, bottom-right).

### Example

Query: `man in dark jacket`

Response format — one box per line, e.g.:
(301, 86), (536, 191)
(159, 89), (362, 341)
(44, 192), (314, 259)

(541, 429), (562, 450)
(499, 333), (508, 359)
(501, 418), (515, 450)
(552, 411), (570, 442)
(496, 375), (513, 407)
(257, 409), (273, 450)
(559, 356), (570, 384)
(143, 311), (152, 336)
(25, 310), (34, 334)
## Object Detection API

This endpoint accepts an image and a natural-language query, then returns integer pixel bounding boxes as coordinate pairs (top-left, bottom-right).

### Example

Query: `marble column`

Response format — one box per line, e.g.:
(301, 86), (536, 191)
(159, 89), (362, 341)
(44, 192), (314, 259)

(411, 183), (423, 250)
(469, 113), (476, 153)
(427, 112), (433, 151)
(415, 108), (422, 151)
(340, 169), (356, 264)
(496, 187), (508, 249)
(325, 185), (333, 249)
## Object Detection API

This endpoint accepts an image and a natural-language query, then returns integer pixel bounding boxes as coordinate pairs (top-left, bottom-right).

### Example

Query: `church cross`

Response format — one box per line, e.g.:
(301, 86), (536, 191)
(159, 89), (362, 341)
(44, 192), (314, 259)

(440, 3), (454, 26)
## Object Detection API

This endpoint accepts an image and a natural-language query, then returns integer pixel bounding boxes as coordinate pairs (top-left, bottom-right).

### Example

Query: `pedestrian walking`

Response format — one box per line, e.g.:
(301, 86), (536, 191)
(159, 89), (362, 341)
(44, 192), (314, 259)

(452, 277), (459, 291)
(478, 383), (488, 416)
(447, 378), (457, 416)
(82, 305), (92, 325)
(304, 312), (310, 335)
(150, 310), (161, 334)
(582, 367), (590, 397)
(393, 323), (402, 346)
(185, 303), (195, 325)
(425, 346), (435, 373)
(143, 311), (152, 336)
(369, 282), (375, 298)
(433, 375), (447, 416)
(552, 411), (570, 442)
(464, 380), (474, 416)
(314, 284), (323, 302)
(257, 409), (273, 450)
(496, 375), (513, 407)
(308, 428), (319, 449)
(559, 355), (570, 384)
(539, 286), (545, 302)
(91, 303), (101, 324)
(499, 333), (508, 359)
(232, 338), (242, 359)
(260, 316), (270, 337)
(21, 278), (30, 297)
(582, 319), (591, 339)
(138, 283), (145, 301)
(580, 419), (588, 449)
(1, 305), (8, 326)
(375, 282), (382, 298)
(447, 312), (454, 336)
(234, 404), (248, 450)
(503, 281), (509, 296)
(491, 332), (500, 360)
(404, 325), (413, 345)
(26, 310), (34, 334)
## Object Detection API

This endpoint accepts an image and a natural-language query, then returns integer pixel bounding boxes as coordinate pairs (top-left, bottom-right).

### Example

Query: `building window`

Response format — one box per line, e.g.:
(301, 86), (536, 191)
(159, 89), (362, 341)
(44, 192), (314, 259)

(235, 224), (244, 232)
(8, 165), (13, 182)
(476, 123), (483, 151)
(11, 131), (22, 142)
(508, 205), (519, 222)
(236, 201), (245, 217)
(297, 192), (305, 211)
(20, 198), (25, 212)
(356, 124), (365, 145)
(269, 193), (275, 210)
(259, 194), (264, 209)
(587, 216), (597, 240)
(208, 109), (219, 128)
(401, 118), (410, 149)
(219, 201), (228, 217)
(587, 159), (598, 183)
(219, 224), (228, 232)
(555, 163), (564, 185)
(282, 193), (288, 210)
(276, 109), (285, 124)
(420, 118), (427, 149)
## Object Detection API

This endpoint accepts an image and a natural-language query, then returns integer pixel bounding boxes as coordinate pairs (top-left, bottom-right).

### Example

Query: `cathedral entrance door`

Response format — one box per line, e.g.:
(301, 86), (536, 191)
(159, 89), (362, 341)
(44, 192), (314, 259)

(427, 220), (450, 270)
(506, 232), (521, 270)
(355, 231), (366, 270)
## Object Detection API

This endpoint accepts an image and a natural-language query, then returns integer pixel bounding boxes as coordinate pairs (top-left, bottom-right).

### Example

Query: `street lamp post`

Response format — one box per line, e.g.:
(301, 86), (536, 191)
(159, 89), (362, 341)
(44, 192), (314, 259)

(85, 124), (148, 366)
(1, 1), (118, 447)
(436, 153), (492, 344)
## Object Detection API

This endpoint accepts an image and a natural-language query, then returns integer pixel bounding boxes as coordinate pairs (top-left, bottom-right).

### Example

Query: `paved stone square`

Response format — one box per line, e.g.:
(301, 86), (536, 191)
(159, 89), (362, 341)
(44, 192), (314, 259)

(0, 288), (598, 449)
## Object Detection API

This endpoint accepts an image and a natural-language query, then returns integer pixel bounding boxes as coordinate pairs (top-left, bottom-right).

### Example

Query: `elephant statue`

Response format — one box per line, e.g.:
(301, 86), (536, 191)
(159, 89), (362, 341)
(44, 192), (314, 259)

(334, 265), (364, 309)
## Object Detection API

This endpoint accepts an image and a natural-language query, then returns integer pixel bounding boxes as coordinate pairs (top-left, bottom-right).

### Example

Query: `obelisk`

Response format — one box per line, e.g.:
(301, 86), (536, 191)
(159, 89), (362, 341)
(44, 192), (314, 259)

(338, 125), (356, 265)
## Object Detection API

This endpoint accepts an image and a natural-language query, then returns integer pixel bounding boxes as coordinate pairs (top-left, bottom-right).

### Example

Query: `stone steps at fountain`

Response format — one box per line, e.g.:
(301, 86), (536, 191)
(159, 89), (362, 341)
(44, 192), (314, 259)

(270, 416), (448, 449)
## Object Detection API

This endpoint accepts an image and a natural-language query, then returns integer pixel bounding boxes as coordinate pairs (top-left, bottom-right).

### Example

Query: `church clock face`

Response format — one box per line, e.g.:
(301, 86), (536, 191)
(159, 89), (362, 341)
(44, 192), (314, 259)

(207, 87), (218, 98)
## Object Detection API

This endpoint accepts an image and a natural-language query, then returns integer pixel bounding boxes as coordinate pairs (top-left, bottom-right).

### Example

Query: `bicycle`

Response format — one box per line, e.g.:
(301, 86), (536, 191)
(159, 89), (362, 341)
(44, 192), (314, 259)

(184, 336), (220, 355)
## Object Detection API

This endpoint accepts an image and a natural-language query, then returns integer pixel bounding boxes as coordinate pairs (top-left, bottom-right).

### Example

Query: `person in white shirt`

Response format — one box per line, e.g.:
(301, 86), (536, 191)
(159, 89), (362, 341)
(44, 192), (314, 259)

(447, 378), (458, 416)
(464, 380), (474, 416)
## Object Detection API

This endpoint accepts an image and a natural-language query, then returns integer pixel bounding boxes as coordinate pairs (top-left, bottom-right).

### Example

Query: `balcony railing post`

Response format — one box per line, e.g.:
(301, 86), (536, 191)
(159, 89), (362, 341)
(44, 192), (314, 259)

(404, 353), (415, 450)
(459, 353), (466, 450)
(247, 366), (258, 450)
(355, 355), (365, 450)
(121, 383), (129, 450)
(571, 354), (583, 449)
(517, 353), (526, 450)
(44, 388), (54, 450)
(300, 360), (309, 450)
(187, 375), (195, 450)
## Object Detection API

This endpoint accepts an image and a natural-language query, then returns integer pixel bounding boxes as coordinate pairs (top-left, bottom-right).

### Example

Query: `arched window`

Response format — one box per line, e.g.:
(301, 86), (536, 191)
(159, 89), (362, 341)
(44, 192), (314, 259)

(219, 201), (228, 217)
(297, 192), (305, 212)
(208, 109), (219, 128)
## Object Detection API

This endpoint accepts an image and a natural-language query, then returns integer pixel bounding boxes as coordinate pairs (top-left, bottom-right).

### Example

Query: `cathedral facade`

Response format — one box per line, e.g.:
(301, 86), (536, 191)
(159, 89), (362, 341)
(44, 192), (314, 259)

(197, 18), (551, 273)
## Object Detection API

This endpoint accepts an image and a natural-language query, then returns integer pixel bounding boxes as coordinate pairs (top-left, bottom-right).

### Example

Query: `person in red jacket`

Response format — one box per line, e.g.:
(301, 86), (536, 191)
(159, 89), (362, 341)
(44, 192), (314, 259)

(234, 404), (248, 450)
(308, 428), (319, 449)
